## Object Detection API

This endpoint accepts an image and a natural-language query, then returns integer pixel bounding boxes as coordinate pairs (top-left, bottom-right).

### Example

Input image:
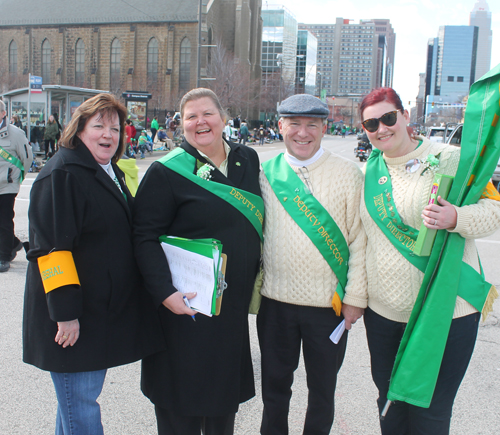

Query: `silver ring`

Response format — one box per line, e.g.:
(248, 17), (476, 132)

(434, 219), (437, 226)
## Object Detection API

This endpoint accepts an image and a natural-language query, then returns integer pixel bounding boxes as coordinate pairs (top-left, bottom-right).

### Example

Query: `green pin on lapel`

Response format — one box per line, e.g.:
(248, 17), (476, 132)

(236, 162), (241, 166)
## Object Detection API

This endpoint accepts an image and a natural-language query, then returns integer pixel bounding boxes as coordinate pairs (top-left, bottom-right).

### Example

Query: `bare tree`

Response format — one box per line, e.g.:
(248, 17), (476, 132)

(205, 38), (260, 119)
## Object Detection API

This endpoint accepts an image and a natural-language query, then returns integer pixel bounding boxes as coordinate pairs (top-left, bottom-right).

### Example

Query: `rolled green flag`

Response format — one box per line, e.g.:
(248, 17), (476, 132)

(385, 64), (500, 411)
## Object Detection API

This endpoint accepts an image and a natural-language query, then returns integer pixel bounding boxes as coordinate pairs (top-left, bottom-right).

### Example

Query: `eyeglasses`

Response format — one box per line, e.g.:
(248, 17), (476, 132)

(362, 110), (399, 133)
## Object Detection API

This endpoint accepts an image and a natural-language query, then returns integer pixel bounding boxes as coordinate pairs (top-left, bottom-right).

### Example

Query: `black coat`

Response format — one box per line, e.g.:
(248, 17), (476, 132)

(133, 140), (262, 416)
(23, 143), (163, 373)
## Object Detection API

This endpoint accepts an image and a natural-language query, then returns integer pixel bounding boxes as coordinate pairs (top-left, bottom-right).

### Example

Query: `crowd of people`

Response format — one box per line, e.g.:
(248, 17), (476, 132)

(1, 84), (499, 435)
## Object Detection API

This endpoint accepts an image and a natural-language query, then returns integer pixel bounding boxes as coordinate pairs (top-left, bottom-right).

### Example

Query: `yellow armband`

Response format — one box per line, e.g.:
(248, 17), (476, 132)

(480, 181), (500, 201)
(37, 251), (80, 293)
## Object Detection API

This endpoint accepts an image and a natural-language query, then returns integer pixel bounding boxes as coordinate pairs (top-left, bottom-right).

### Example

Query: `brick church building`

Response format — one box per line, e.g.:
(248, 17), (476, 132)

(0, 0), (262, 118)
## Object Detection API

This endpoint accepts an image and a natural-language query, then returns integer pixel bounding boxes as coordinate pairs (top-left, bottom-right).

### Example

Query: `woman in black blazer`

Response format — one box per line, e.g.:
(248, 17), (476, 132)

(23, 93), (162, 435)
(133, 88), (263, 435)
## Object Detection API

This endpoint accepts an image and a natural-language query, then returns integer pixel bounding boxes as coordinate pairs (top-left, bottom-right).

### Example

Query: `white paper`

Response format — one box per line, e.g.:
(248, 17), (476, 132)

(161, 242), (215, 316)
(329, 319), (346, 345)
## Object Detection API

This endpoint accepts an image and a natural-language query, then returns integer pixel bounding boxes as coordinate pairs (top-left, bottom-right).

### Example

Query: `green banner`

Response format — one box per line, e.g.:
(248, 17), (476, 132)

(386, 65), (500, 410)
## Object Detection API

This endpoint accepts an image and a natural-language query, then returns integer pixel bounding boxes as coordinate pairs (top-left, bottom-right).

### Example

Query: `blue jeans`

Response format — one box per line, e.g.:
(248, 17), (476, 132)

(364, 308), (479, 435)
(51, 369), (107, 435)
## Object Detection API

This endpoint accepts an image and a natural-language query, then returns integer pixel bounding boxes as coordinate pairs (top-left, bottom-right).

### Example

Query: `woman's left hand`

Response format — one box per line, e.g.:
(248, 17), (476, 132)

(55, 319), (80, 348)
(421, 196), (457, 230)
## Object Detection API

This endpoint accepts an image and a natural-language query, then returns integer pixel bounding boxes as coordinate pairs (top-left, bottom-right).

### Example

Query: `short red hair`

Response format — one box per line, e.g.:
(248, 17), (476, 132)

(359, 87), (404, 120)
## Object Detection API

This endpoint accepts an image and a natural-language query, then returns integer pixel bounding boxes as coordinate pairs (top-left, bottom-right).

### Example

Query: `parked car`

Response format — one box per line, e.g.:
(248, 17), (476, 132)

(446, 123), (499, 191)
(427, 126), (455, 143)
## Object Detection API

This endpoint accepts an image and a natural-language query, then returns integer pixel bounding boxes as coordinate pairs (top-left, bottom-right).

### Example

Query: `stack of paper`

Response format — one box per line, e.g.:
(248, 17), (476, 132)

(159, 236), (225, 316)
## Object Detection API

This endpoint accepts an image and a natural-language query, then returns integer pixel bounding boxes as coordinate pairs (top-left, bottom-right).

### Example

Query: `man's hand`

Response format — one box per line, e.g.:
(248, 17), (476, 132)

(342, 304), (364, 330)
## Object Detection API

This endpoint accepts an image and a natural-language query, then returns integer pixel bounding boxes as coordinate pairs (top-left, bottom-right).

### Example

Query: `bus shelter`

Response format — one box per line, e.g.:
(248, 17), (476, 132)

(0, 85), (108, 141)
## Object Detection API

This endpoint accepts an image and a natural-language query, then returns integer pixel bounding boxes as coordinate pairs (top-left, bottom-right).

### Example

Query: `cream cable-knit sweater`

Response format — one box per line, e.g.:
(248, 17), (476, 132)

(260, 149), (367, 308)
(342, 136), (500, 323)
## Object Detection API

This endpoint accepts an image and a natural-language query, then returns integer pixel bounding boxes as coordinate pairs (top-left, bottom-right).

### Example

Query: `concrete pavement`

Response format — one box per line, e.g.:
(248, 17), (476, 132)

(1, 135), (499, 434)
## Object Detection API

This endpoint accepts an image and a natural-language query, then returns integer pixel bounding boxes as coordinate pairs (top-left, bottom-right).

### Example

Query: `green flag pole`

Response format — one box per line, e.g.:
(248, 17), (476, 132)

(383, 64), (500, 415)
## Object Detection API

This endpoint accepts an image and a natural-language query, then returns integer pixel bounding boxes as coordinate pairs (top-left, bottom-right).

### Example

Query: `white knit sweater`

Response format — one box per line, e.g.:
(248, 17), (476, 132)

(342, 136), (500, 322)
(260, 149), (367, 308)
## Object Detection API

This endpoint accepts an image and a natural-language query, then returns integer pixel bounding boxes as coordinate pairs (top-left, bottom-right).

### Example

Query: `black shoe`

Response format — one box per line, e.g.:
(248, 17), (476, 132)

(0, 261), (10, 273)
(9, 240), (23, 261)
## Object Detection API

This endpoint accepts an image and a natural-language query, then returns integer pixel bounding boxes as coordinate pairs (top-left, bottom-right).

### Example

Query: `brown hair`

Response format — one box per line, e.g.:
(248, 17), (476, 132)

(59, 93), (127, 163)
(179, 88), (227, 125)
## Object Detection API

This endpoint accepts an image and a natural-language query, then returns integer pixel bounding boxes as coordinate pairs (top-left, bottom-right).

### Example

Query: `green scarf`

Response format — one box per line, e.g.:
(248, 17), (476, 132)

(158, 147), (264, 241)
(0, 145), (25, 182)
(262, 154), (349, 315)
(364, 149), (491, 313)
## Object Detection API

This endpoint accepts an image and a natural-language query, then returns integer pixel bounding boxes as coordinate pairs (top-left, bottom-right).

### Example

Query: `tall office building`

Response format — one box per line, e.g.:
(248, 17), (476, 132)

(261, 6), (298, 101)
(295, 29), (317, 95)
(425, 25), (478, 117)
(299, 18), (394, 97)
(469, 0), (492, 80)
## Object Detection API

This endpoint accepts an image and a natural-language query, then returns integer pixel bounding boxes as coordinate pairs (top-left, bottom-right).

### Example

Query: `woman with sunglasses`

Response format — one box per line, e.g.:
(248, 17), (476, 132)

(341, 87), (500, 435)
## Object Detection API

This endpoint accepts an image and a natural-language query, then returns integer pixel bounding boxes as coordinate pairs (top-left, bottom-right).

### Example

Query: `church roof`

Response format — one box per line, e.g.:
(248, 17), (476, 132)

(0, 0), (200, 26)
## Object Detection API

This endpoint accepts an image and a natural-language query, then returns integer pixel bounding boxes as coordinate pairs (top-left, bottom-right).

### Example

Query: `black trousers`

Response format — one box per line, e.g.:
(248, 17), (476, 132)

(257, 297), (347, 435)
(155, 405), (235, 435)
(44, 139), (56, 157)
(0, 193), (19, 261)
(364, 307), (480, 435)
(151, 128), (158, 142)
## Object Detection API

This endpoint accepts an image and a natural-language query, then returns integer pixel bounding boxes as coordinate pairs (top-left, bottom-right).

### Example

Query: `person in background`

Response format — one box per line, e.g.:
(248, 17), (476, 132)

(151, 116), (159, 143)
(239, 121), (250, 146)
(43, 115), (59, 159)
(0, 100), (33, 273)
(23, 93), (162, 434)
(257, 94), (366, 435)
(133, 87), (262, 435)
(342, 87), (500, 435)
(257, 125), (265, 146)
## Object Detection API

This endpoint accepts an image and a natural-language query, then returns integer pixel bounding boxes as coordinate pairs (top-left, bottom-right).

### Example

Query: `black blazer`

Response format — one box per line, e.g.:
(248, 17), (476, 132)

(23, 143), (163, 373)
(133, 140), (262, 416)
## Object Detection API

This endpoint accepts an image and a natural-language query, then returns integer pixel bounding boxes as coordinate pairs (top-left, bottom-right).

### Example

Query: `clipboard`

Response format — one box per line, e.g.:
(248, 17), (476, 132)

(159, 236), (227, 316)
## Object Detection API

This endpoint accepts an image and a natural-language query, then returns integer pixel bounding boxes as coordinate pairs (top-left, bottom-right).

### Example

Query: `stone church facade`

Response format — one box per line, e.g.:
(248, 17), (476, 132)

(0, 0), (262, 117)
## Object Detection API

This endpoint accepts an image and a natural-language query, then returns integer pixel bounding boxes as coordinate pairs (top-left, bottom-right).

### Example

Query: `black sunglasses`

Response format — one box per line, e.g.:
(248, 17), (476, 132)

(362, 110), (400, 133)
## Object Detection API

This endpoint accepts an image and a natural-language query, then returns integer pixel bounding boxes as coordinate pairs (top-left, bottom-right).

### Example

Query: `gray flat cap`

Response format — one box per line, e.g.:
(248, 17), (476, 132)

(278, 94), (329, 118)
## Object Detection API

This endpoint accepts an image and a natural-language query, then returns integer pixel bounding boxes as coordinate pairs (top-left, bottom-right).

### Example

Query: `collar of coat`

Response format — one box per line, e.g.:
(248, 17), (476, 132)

(179, 138), (250, 188)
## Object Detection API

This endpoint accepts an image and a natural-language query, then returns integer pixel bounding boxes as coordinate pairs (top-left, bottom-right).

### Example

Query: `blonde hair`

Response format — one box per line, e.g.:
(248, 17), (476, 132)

(179, 88), (227, 125)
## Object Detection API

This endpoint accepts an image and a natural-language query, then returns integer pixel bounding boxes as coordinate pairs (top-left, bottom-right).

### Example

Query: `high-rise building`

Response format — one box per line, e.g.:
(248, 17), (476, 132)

(469, 0), (492, 80)
(424, 25), (478, 118)
(295, 30), (317, 95)
(261, 6), (298, 105)
(299, 18), (395, 97)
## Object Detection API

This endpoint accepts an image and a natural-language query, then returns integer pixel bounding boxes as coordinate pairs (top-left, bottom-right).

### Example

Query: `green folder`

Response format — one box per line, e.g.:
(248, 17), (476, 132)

(159, 236), (224, 315)
(413, 174), (454, 257)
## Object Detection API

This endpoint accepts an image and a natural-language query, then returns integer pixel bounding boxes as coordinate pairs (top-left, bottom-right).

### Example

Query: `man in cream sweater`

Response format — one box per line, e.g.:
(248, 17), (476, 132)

(257, 94), (367, 434)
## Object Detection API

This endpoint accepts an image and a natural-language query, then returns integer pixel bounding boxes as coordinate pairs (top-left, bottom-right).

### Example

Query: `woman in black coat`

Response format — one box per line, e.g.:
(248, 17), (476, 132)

(133, 88), (262, 435)
(23, 93), (163, 435)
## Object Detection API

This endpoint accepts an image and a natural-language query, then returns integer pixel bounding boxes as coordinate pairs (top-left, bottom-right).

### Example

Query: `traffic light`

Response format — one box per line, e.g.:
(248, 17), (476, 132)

(432, 102), (435, 107)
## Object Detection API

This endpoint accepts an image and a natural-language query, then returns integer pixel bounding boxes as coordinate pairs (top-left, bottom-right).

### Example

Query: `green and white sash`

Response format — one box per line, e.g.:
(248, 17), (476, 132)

(262, 154), (349, 315)
(364, 149), (491, 312)
(0, 145), (25, 182)
(158, 148), (264, 241)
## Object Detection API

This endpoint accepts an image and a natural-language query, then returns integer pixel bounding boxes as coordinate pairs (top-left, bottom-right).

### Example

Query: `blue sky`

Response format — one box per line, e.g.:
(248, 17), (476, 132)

(276, 0), (500, 107)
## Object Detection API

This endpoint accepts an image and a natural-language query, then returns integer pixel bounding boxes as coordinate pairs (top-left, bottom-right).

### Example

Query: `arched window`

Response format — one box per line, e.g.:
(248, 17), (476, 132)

(42, 39), (51, 84)
(147, 38), (158, 83)
(110, 38), (121, 91)
(75, 39), (85, 87)
(179, 38), (191, 91)
(9, 40), (17, 74)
